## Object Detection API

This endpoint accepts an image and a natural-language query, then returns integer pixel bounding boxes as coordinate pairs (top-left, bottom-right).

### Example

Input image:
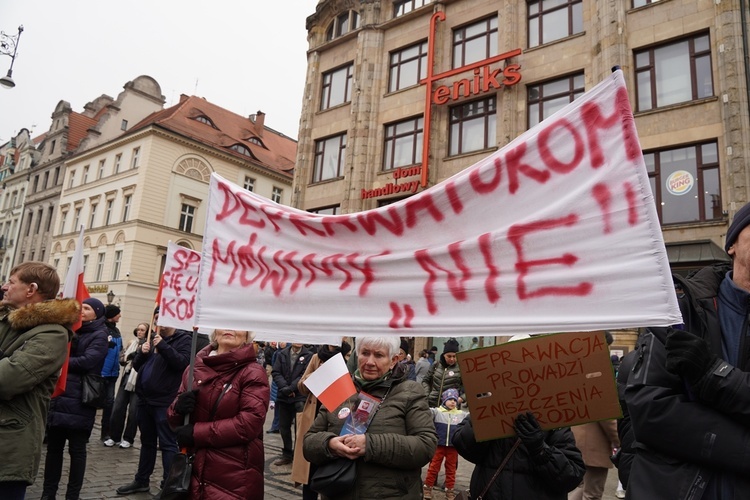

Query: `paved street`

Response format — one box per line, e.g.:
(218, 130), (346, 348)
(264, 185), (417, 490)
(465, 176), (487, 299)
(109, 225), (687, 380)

(27, 409), (622, 499)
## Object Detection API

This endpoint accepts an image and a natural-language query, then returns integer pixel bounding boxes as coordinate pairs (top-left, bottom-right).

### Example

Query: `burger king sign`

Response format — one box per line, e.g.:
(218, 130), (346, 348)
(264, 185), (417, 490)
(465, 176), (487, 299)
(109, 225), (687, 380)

(666, 170), (694, 196)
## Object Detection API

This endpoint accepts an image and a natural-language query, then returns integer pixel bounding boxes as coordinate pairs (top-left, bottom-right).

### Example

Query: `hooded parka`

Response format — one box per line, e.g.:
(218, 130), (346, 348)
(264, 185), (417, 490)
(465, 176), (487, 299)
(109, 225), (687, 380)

(0, 299), (79, 484)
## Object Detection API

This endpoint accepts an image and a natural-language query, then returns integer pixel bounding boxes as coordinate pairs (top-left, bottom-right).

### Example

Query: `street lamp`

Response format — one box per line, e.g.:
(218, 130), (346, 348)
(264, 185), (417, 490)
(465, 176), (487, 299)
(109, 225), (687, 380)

(106, 290), (115, 305)
(0, 25), (24, 89)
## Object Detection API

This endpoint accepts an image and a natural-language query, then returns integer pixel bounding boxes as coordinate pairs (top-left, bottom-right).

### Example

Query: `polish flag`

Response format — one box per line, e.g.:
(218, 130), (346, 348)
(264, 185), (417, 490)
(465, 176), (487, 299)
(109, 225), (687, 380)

(52, 226), (90, 397)
(303, 353), (356, 412)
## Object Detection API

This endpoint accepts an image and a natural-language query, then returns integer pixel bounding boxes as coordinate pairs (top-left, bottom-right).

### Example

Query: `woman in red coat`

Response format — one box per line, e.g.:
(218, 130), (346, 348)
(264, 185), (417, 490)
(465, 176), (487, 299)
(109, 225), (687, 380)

(167, 330), (269, 500)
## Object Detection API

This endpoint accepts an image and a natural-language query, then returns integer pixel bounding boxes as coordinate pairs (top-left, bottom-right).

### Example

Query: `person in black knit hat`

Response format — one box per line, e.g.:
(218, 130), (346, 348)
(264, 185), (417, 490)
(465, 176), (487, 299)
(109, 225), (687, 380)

(421, 338), (465, 408)
(101, 305), (123, 446)
(624, 201), (750, 498)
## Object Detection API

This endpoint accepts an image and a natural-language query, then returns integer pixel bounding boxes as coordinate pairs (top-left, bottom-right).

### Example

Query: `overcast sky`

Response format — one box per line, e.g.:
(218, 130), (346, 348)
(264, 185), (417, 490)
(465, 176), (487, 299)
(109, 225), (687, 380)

(0, 0), (319, 144)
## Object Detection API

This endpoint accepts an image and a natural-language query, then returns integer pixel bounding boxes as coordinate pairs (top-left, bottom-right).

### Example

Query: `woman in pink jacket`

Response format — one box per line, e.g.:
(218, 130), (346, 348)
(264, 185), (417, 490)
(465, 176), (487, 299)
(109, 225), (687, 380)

(167, 330), (269, 499)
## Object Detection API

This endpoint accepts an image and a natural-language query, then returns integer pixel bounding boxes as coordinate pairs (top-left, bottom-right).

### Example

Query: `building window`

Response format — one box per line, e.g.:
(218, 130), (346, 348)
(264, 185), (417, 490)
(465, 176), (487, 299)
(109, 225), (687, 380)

(89, 204), (97, 228)
(389, 41), (428, 92)
(35, 208), (43, 233)
(635, 33), (713, 111)
(96, 252), (105, 281)
(105, 199), (114, 225)
(25, 212), (32, 236)
(326, 10), (360, 40)
(313, 134), (347, 183)
(98, 159), (106, 179)
(383, 116), (423, 171)
(633, 0), (659, 6)
(68, 170), (76, 189)
(131, 147), (140, 168)
(453, 16), (498, 68)
(66, 256), (73, 277)
(122, 195), (132, 222)
(54, 166), (60, 185)
(248, 137), (262, 146)
(194, 115), (218, 128)
(60, 211), (68, 234)
(320, 64), (354, 110)
(243, 176), (256, 192)
(449, 96), (496, 156)
(50, 140), (56, 154)
(46, 206), (53, 232)
(394, 0), (432, 17)
(271, 187), (283, 203)
(73, 208), (81, 231)
(82, 166), (89, 184)
(528, 0), (583, 48)
(112, 250), (122, 280)
(646, 142), (721, 225)
(310, 205), (340, 215)
(32, 175), (39, 193)
(114, 154), (122, 174)
(527, 73), (585, 128)
(179, 204), (196, 232)
(121, 119), (128, 131)
(230, 144), (253, 157)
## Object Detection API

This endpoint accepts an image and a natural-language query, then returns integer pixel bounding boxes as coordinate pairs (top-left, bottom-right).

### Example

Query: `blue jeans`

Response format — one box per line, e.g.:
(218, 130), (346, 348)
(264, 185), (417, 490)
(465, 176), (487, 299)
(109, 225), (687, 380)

(135, 404), (177, 485)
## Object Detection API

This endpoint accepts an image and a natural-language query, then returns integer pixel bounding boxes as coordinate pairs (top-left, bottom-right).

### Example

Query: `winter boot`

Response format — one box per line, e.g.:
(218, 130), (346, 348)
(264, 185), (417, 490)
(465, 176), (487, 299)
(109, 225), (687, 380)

(423, 484), (433, 499)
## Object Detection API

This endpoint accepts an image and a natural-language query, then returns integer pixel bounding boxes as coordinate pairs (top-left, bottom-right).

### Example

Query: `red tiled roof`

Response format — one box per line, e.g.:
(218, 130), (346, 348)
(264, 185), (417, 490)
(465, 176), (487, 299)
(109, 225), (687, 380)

(33, 132), (47, 145)
(67, 112), (98, 152)
(129, 96), (297, 178)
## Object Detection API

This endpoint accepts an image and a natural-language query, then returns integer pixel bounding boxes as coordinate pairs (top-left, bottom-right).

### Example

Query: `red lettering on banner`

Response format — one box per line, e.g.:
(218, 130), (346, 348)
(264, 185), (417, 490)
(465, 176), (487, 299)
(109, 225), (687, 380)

(357, 207), (404, 236)
(405, 193), (444, 228)
(624, 182), (638, 225)
(507, 215), (593, 299)
(478, 233), (501, 303)
(538, 119), (585, 174)
(172, 248), (201, 271)
(322, 215), (359, 236)
(288, 213), (328, 237)
(592, 183), (613, 234)
(214, 182), (266, 228)
(444, 181), (464, 214)
(505, 143), (551, 194)
(582, 87), (640, 168)
(470, 156), (503, 193)
(414, 241), (472, 315)
(389, 302), (415, 329)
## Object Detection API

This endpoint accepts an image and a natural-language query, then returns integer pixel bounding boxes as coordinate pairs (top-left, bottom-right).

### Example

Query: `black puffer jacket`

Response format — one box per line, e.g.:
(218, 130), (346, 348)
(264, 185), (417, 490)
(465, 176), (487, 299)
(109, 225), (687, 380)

(48, 316), (108, 430)
(625, 263), (750, 499)
(453, 416), (584, 499)
(133, 330), (192, 407)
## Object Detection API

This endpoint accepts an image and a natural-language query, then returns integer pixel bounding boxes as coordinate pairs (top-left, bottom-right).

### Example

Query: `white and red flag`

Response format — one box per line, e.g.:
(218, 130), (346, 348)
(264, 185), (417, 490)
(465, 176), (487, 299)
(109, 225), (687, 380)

(53, 225), (90, 397)
(303, 353), (356, 412)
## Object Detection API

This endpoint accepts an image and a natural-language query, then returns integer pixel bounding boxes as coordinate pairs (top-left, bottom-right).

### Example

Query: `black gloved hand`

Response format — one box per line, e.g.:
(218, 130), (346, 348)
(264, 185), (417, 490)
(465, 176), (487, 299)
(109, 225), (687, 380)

(665, 330), (716, 383)
(174, 389), (198, 415)
(175, 424), (195, 448)
(513, 412), (545, 456)
(279, 386), (293, 397)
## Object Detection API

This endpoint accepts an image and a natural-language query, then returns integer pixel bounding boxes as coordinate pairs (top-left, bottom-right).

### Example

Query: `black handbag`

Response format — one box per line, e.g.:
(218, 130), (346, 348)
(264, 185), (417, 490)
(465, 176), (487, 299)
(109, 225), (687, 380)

(310, 457), (356, 497)
(160, 452), (193, 500)
(80, 373), (107, 408)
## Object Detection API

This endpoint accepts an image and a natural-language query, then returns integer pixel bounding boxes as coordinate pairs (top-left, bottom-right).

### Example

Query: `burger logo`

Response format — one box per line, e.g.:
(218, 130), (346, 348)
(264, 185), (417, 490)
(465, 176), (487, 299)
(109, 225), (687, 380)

(666, 170), (694, 196)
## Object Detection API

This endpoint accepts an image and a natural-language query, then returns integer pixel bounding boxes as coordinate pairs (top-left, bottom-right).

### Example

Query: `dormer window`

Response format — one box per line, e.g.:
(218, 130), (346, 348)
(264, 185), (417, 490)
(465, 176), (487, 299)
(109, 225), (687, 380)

(230, 144), (254, 158)
(326, 10), (360, 41)
(194, 115), (218, 129)
(248, 137), (264, 147)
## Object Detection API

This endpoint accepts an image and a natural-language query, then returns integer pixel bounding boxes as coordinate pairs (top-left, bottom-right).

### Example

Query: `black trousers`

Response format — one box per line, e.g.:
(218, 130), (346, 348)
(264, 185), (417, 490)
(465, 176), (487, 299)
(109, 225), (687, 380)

(42, 426), (91, 500)
(109, 376), (139, 443)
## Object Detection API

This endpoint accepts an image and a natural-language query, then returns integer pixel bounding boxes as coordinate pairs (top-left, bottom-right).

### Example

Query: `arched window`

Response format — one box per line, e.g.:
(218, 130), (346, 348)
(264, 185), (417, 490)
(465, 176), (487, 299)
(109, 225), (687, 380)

(326, 10), (360, 41)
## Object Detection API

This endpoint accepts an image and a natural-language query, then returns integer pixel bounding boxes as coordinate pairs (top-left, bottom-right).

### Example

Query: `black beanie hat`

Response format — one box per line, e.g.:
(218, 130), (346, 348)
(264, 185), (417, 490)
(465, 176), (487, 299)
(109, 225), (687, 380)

(725, 202), (750, 253)
(105, 305), (121, 319)
(83, 297), (105, 319)
(400, 339), (409, 354)
(443, 338), (460, 354)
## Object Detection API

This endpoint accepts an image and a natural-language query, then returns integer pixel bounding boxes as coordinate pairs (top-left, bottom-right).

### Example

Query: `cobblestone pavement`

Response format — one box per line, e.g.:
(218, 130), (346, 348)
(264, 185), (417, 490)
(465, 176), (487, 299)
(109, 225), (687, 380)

(26, 409), (622, 499)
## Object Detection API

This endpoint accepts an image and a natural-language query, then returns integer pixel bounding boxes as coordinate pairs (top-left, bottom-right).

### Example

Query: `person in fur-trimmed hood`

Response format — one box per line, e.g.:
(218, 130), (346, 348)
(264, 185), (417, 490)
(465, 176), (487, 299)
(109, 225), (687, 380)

(0, 262), (79, 498)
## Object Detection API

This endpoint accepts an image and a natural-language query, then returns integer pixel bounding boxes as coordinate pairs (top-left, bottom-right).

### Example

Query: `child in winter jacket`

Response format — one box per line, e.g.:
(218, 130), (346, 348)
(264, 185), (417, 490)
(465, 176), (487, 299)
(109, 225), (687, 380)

(423, 388), (469, 500)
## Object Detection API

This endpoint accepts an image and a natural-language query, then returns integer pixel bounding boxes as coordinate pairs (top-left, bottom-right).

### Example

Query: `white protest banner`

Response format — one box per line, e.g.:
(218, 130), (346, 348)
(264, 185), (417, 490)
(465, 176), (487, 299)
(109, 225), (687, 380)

(195, 69), (682, 338)
(159, 242), (201, 331)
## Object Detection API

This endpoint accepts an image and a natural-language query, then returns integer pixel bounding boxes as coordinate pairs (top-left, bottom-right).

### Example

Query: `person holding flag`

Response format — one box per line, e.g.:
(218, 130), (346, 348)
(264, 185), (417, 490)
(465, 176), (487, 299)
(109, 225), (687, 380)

(166, 329), (269, 499)
(0, 262), (80, 499)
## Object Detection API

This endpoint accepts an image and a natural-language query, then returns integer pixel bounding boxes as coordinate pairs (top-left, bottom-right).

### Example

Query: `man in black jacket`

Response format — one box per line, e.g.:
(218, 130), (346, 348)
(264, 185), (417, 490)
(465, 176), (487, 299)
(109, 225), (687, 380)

(271, 342), (312, 466)
(625, 202), (750, 499)
(116, 310), (191, 496)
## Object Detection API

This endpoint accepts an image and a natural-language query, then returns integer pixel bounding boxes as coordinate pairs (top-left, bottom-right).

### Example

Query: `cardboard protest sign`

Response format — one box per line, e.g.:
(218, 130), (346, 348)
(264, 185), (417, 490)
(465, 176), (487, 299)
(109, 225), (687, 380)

(458, 331), (620, 441)
(194, 69), (681, 338)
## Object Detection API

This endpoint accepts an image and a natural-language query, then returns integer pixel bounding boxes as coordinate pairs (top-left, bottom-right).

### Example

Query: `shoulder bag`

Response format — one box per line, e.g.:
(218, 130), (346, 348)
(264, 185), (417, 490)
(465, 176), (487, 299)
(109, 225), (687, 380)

(81, 373), (107, 408)
(456, 437), (521, 500)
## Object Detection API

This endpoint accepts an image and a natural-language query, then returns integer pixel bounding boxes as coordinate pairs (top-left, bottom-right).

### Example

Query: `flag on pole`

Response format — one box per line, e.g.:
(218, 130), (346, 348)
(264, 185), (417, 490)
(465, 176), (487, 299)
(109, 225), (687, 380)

(52, 225), (90, 398)
(303, 353), (356, 412)
(150, 273), (166, 339)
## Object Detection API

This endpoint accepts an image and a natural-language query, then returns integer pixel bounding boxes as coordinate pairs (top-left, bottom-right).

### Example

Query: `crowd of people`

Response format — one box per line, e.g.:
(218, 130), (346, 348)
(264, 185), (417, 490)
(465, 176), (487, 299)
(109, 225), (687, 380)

(4, 200), (750, 499)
